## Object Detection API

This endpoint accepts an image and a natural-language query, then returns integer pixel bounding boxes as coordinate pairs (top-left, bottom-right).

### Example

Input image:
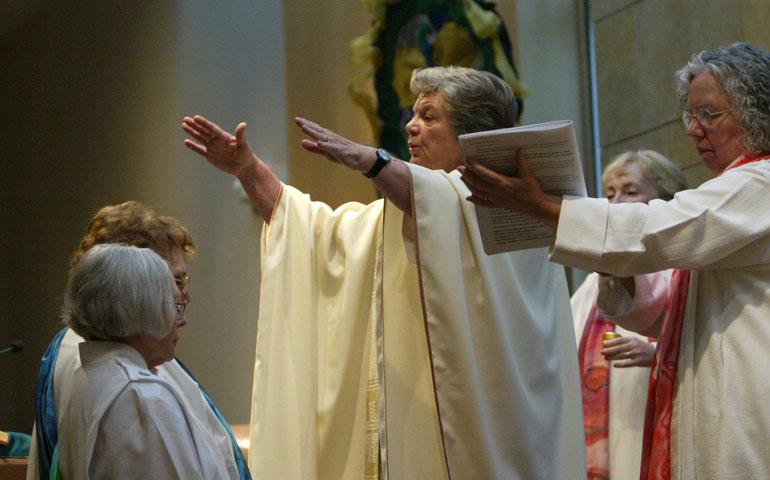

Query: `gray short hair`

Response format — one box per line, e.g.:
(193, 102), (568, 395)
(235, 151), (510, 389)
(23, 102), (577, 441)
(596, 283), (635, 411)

(676, 42), (770, 155)
(410, 66), (518, 137)
(63, 243), (176, 341)
(602, 150), (688, 201)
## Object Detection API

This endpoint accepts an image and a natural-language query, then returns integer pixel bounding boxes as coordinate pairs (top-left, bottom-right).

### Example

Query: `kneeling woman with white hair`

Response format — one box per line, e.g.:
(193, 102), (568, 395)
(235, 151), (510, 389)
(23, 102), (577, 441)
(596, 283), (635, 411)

(55, 243), (233, 479)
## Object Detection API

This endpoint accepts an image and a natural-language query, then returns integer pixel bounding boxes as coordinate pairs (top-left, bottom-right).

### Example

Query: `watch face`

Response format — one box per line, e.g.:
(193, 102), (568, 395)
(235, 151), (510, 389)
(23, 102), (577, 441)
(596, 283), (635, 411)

(365, 148), (392, 178)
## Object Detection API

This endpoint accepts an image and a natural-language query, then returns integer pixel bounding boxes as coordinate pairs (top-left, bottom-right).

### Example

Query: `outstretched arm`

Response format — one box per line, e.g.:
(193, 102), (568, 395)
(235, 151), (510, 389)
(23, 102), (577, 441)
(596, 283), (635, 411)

(295, 117), (413, 213)
(458, 151), (562, 227)
(182, 115), (281, 222)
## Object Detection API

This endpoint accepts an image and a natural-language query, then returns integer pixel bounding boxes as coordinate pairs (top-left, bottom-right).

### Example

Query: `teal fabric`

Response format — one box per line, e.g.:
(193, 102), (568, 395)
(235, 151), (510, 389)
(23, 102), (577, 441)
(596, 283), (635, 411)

(48, 443), (63, 480)
(35, 328), (68, 478)
(0, 431), (31, 458)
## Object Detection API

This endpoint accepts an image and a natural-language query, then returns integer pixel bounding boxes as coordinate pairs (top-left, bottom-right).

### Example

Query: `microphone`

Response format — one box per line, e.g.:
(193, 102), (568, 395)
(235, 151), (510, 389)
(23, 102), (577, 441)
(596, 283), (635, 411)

(0, 340), (24, 355)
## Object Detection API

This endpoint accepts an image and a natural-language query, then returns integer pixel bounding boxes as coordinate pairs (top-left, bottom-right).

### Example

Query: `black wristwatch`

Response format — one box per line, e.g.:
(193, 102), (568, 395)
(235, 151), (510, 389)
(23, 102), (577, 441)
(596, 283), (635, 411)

(363, 148), (392, 179)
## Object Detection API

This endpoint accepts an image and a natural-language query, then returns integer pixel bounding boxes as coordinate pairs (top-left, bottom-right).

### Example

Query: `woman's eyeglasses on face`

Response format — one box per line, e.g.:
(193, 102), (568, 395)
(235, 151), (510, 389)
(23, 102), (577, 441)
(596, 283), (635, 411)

(175, 301), (187, 316)
(681, 108), (730, 129)
(174, 274), (190, 292)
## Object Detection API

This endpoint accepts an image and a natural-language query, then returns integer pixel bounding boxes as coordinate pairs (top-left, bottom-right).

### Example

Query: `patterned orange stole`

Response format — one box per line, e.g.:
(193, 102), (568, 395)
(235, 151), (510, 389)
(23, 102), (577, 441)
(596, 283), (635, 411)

(578, 303), (614, 480)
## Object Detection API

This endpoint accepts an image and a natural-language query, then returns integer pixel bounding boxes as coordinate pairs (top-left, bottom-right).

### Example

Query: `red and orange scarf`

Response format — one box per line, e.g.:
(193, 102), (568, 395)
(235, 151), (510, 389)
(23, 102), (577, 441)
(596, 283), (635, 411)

(578, 303), (615, 480)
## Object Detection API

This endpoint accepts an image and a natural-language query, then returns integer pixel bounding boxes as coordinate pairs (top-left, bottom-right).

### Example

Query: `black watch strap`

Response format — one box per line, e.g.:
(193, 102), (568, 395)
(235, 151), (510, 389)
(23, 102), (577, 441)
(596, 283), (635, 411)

(364, 148), (392, 179)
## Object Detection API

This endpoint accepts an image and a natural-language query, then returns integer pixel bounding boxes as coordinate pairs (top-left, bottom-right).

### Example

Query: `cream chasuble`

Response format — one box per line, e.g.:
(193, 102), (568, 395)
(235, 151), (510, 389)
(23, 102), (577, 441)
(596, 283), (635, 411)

(250, 164), (585, 479)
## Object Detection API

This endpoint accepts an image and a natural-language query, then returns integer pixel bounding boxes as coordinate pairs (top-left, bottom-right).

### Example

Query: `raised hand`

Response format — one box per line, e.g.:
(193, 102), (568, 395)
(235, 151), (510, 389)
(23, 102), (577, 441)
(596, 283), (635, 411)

(182, 115), (280, 221)
(182, 115), (256, 178)
(295, 117), (377, 173)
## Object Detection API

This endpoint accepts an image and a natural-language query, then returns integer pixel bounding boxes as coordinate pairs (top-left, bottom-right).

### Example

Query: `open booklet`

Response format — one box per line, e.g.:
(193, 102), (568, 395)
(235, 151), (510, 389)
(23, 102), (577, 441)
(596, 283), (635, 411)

(458, 120), (587, 254)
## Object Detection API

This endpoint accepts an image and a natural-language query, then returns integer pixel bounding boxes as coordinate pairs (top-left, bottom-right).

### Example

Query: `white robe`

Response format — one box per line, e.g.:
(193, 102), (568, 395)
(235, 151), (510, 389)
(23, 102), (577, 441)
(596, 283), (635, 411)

(26, 329), (239, 480)
(58, 341), (235, 479)
(551, 159), (770, 479)
(250, 163), (586, 479)
(571, 271), (669, 480)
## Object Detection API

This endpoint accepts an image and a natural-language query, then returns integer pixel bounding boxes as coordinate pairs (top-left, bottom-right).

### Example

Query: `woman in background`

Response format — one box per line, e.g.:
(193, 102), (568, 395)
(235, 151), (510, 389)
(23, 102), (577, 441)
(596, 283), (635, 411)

(571, 150), (686, 479)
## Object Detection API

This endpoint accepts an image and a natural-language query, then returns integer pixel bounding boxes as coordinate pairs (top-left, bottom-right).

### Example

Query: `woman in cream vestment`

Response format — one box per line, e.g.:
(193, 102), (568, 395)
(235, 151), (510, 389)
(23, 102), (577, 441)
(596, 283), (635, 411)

(183, 67), (586, 479)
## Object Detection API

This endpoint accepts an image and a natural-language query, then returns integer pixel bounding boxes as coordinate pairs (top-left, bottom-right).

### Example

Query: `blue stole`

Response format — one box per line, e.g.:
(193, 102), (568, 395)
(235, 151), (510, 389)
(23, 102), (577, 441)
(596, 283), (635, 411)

(34, 328), (67, 479)
(36, 327), (251, 479)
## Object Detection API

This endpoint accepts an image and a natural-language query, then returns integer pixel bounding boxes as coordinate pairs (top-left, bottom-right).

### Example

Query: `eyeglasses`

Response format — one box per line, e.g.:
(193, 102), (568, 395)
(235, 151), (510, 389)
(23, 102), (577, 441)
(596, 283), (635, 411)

(681, 108), (730, 129)
(174, 274), (190, 292)
(175, 301), (187, 316)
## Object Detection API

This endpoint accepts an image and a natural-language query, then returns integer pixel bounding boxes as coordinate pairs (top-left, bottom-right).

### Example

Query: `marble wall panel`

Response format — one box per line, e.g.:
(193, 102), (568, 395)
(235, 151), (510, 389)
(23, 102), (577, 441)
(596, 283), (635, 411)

(593, 0), (690, 147)
(590, 0), (641, 22)
(743, 0), (770, 51)
(684, 0), (743, 52)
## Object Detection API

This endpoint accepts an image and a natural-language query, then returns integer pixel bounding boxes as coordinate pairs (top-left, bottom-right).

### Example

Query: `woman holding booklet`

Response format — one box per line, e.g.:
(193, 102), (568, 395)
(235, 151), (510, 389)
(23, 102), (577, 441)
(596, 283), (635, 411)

(182, 66), (586, 479)
(460, 42), (770, 479)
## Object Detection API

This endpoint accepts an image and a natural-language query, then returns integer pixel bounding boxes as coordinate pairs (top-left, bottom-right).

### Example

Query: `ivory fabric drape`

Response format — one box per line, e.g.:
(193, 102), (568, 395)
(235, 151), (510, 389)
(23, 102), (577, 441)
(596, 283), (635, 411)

(250, 164), (585, 479)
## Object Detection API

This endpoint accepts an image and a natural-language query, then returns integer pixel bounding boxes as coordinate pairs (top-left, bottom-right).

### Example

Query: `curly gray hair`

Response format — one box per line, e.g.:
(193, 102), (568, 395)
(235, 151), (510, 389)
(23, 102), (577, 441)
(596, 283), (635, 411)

(676, 42), (770, 155)
(63, 243), (177, 341)
(410, 66), (518, 137)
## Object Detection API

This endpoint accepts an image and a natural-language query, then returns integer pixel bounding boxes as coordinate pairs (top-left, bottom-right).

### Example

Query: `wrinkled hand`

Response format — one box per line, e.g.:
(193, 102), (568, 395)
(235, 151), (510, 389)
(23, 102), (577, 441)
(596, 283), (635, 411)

(182, 115), (256, 178)
(295, 117), (376, 172)
(458, 151), (560, 227)
(602, 335), (655, 368)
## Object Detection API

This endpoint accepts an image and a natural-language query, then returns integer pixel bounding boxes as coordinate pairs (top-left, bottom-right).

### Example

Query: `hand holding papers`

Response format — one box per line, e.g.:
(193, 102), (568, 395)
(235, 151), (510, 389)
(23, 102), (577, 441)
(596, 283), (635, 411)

(459, 120), (587, 254)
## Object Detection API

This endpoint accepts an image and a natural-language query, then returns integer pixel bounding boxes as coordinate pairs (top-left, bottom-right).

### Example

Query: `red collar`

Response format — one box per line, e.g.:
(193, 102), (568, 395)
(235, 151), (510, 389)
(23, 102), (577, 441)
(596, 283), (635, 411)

(720, 152), (770, 175)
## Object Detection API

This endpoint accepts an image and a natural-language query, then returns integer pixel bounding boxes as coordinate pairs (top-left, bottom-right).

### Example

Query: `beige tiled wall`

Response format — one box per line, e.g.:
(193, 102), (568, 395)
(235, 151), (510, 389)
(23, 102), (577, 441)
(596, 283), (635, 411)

(590, 0), (770, 185)
(744, 0), (770, 48)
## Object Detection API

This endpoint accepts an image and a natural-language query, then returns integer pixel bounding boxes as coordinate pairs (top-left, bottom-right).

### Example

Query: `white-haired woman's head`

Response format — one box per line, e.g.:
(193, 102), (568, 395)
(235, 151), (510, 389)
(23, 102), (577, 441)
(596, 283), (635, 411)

(63, 243), (176, 341)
